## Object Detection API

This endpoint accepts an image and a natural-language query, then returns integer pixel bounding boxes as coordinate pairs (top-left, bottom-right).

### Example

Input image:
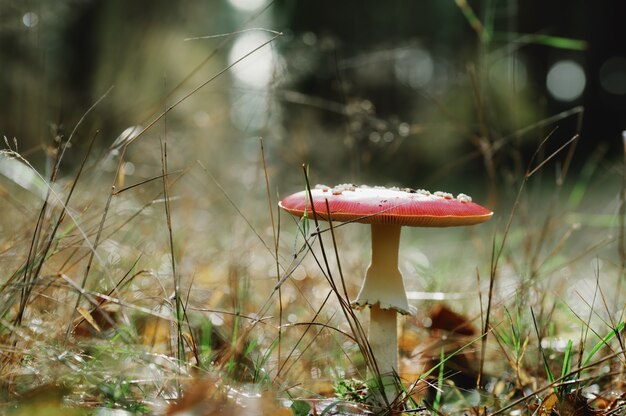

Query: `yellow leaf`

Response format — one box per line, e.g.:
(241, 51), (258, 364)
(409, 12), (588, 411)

(77, 307), (101, 332)
(539, 393), (558, 416)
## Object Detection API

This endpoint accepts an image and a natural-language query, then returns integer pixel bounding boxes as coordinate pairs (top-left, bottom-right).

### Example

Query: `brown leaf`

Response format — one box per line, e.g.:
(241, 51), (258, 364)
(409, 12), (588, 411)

(136, 316), (172, 351)
(429, 304), (476, 336)
(72, 302), (118, 337)
(559, 391), (596, 416)
(166, 377), (234, 416)
(167, 378), (292, 416)
(76, 307), (101, 333)
(535, 391), (597, 416)
(538, 392), (558, 416)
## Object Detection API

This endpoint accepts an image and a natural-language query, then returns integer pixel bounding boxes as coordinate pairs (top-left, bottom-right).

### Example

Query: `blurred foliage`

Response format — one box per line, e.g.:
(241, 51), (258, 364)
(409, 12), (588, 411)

(1, 0), (609, 195)
(1, 4), (626, 414)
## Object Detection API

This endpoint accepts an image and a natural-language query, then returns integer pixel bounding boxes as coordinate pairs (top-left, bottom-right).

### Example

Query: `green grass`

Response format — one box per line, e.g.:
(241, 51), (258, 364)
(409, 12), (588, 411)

(2, 116), (625, 415)
(2, 3), (626, 415)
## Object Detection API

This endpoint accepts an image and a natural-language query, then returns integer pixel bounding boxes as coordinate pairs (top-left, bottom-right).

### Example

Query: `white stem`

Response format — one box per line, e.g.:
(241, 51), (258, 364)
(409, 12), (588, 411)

(369, 304), (398, 400)
(353, 224), (409, 314)
(351, 224), (409, 402)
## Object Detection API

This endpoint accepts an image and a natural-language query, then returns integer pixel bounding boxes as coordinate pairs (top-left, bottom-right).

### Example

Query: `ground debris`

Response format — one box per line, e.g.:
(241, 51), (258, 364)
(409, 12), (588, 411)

(533, 391), (598, 416)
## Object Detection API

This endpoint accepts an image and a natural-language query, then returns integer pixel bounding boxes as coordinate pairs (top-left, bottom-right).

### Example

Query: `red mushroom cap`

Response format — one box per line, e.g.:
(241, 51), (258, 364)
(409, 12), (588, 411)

(279, 184), (493, 227)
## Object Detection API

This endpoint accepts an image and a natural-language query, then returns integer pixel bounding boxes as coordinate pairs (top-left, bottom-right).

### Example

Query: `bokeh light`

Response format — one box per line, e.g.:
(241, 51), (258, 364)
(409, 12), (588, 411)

(546, 60), (586, 101)
(228, 0), (267, 12)
(228, 31), (281, 131)
(22, 12), (38, 28)
(599, 56), (626, 95)
(488, 55), (529, 91)
(228, 31), (278, 89)
(394, 46), (434, 89)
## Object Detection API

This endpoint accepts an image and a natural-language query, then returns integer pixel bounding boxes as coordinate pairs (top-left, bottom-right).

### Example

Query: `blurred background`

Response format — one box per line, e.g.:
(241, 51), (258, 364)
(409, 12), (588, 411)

(1, 0), (625, 196)
(2, 2), (626, 404)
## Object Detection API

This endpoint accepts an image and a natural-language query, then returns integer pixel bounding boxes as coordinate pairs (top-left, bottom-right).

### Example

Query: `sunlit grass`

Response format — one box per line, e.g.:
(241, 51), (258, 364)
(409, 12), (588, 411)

(1, 110), (626, 415)
(1, 3), (625, 414)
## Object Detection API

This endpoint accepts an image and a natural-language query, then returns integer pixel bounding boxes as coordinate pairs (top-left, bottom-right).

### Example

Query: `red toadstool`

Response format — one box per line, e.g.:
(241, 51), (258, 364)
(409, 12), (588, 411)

(279, 184), (492, 397)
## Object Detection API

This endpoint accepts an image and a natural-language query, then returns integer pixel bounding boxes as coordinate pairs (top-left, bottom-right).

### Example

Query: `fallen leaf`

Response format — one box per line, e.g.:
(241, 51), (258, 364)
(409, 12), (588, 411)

(538, 392), (558, 416)
(77, 307), (101, 332)
(560, 391), (596, 416)
(429, 304), (476, 336)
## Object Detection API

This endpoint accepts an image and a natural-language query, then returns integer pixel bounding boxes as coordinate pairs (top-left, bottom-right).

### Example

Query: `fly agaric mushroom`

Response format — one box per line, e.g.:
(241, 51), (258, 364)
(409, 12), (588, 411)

(279, 184), (492, 393)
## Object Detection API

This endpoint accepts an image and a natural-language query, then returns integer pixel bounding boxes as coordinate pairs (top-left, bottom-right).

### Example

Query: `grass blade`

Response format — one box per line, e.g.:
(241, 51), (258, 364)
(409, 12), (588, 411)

(494, 32), (588, 50)
(581, 321), (625, 368)
(530, 308), (556, 393)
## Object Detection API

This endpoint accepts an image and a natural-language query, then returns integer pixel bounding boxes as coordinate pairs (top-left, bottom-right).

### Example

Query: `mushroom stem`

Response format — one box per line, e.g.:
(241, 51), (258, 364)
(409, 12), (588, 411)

(369, 304), (399, 398)
(352, 224), (407, 396)
(353, 224), (409, 314)
(279, 184), (493, 404)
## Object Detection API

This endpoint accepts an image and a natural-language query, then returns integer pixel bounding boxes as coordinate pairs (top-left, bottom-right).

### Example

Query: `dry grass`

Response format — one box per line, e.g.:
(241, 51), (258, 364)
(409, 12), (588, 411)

(1, 106), (626, 415)
(2, 4), (626, 415)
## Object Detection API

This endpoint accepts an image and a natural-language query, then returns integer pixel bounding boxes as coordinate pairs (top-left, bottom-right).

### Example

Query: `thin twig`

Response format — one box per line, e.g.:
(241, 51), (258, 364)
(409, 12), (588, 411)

(259, 137), (283, 376)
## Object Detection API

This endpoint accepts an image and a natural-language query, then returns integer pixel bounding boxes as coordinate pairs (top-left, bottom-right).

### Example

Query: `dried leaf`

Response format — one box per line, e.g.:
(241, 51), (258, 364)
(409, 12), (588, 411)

(536, 392), (596, 416)
(429, 304), (476, 336)
(559, 391), (595, 416)
(167, 378), (292, 416)
(72, 303), (117, 337)
(137, 316), (171, 350)
(76, 307), (101, 332)
(167, 377), (234, 416)
(538, 392), (558, 416)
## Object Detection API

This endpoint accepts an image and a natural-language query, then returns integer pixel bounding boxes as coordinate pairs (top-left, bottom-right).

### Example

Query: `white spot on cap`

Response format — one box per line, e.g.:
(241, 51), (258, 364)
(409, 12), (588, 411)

(312, 184), (474, 204)
(456, 193), (472, 202)
(433, 191), (453, 199)
(331, 183), (357, 193)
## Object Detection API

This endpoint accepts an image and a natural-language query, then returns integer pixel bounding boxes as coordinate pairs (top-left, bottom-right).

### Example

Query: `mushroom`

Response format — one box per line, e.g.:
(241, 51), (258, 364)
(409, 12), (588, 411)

(279, 184), (492, 397)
